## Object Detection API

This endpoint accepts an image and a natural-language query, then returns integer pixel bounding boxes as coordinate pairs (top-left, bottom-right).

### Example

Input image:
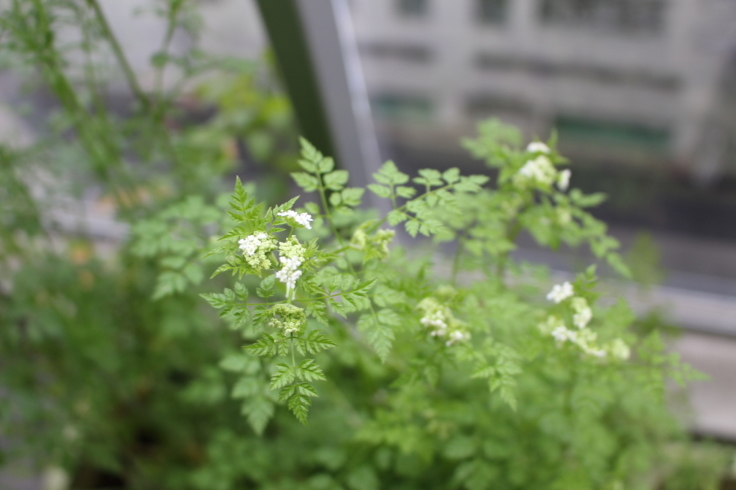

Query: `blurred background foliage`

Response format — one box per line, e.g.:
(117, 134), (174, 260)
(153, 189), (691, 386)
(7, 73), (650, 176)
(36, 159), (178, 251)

(0, 0), (733, 489)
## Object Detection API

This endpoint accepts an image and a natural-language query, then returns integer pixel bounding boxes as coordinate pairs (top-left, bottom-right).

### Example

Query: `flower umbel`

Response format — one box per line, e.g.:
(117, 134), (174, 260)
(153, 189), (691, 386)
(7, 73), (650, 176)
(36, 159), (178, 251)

(557, 169), (571, 191)
(417, 297), (470, 347)
(239, 232), (277, 270)
(547, 282), (574, 303)
(571, 297), (592, 329)
(268, 303), (306, 336)
(526, 141), (550, 154)
(278, 210), (314, 229)
(276, 236), (306, 299)
(515, 155), (556, 187)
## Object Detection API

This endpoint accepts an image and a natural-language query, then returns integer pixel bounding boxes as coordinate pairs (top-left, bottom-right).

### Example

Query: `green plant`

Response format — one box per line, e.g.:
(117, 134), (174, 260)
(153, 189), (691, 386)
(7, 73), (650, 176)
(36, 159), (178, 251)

(140, 127), (723, 489)
(0, 1), (731, 489)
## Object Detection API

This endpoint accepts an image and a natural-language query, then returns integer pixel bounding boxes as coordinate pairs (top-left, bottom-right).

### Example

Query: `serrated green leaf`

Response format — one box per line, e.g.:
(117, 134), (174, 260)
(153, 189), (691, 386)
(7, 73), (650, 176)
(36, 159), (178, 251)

(324, 170), (349, 191)
(341, 187), (364, 207)
(288, 393), (311, 424)
(295, 359), (326, 382)
(242, 396), (274, 435)
(245, 334), (279, 357)
(405, 219), (420, 237)
(318, 156), (335, 174)
(395, 185), (416, 198)
(387, 210), (408, 225)
(232, 377), (259, 398)
(358, 313), (395, 362)
(367, 184), (392, 198)
(270, 364), (295, 390)
(442, 167), (460, 184)
(374, 161), (409, 185)
(292, 172), (319, 192)
(257, 275), (276, 299)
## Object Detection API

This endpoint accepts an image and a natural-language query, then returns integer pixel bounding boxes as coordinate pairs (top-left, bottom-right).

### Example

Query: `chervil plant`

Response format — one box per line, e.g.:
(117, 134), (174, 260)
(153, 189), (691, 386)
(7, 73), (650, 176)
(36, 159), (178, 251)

(1, 1), (730, 486)
(177, 124), (715, 488)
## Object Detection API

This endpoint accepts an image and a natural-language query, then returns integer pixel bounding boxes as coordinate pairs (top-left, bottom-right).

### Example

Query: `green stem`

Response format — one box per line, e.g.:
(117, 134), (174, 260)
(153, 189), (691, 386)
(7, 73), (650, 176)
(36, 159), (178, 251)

(235, 286), (370, 308)
(495, 221), (522, 282)
(451, 233), (465, 286)
(86, 0), (181, 167)
(85, 0), (149, 109)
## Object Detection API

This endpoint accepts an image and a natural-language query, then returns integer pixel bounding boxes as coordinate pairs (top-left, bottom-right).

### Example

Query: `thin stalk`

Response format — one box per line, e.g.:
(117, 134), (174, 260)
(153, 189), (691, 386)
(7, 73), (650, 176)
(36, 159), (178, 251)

(451, 233), (465, 286)
(85, 0), (149, 109)
(86, 0), (181, 167)
(235, 286), (371, 307)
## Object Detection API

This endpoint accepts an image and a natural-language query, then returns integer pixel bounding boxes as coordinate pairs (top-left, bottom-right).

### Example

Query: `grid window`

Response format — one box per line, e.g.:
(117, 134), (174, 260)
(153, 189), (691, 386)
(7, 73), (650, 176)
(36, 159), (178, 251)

(539, 0), (667, 34)
(476, 0), (508, 25)
(397, 0), (428, 18)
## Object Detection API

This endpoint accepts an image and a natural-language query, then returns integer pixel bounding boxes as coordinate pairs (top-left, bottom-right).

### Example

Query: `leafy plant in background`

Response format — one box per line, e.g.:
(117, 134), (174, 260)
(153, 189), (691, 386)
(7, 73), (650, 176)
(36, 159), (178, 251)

(0, 1), (732, 489)
(175, 130), (728, 490)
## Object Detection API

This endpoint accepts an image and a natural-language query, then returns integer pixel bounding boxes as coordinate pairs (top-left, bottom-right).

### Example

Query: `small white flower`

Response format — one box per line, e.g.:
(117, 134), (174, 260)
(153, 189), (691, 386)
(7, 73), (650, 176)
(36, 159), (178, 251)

(609, 339), (630, 360)
(278, 210), (313, 229)
(591, 349), (607, 358)
(526, 141), (550, 154)
(516, 156), (556, 187)
(547, 282), (574, 303)
(557, 169), (571, 191)
(238, 232), (268, 256)
(571, 297), (592, 329)
(421, 310), (448, 335)
(573, 308), (592, 329)
(275, 236), (306, 299)
(551, 326), (571, 343)
(445, 330), (470, 346)
(239, 232), (276, 270)
(557, 208), (572, 225)
(538, 315), (565, 335)
(275, 267), (302, 297)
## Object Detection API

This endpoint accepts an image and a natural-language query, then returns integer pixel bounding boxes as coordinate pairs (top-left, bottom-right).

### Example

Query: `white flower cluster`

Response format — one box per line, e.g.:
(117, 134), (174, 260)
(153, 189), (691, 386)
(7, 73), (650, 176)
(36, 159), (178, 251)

(239, 231), (308, 299)
(277, 210), (313, 229)
(557, 169), (571, 191)
(547, 281), (574, 303)
(421, 309), (448, 336)
(275, 236), (306, 299)
(239, 232), (277, 270)
(445, 330), (471, 346)
(571, 297), (592, 329)
(515, 142), (572, 192)
(516, 156), (557, 187)
(526, 141), (550, 154)
(276, 257), (302, 296)
(540, 283), (629, 361)
(268, 303), (306, 336)
(417, 297), (470, 347)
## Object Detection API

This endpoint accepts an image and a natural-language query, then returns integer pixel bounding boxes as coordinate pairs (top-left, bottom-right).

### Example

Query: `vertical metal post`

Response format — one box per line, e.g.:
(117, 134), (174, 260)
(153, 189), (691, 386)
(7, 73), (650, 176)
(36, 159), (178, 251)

(255, 0), (383, 203)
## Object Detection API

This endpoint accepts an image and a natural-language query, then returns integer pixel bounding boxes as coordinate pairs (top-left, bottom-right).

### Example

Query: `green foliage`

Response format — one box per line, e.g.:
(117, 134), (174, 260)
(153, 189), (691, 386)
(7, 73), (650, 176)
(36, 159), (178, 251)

(196, 128), (729, 489)
(0, 1), (731, 488)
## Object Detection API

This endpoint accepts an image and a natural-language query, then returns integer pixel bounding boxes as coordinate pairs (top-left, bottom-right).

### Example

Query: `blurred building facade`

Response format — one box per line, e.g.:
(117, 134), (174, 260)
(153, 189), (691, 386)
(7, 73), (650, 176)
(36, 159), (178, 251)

(351, 0), (736, 183)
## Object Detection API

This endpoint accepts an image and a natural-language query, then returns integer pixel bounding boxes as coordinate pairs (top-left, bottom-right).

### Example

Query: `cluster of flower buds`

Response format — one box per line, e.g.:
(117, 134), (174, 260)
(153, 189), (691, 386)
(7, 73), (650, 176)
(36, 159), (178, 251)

(417, 297), (471, 347)
(540, 281), (630, 361)
(513, 141), (571, 191)
(239, 210), (313, 299)
(277, 210), (314, 229)
(239, 232), (277, 270)
(276, 237), (306, 300)
(268, 303), (306, 336)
